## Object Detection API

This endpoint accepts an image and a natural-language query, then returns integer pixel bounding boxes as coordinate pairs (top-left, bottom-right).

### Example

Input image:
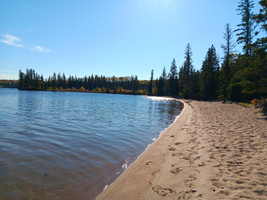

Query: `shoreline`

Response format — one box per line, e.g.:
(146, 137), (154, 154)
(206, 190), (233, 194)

(96, 100), (267, 199)
(99, 97), (185, 196)
(96, 100), (190, 199)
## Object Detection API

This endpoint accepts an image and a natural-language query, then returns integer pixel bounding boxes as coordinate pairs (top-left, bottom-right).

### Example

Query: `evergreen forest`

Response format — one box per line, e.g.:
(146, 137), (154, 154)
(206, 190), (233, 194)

(0, 80), (18, 88)
(17, 0), (266, 102)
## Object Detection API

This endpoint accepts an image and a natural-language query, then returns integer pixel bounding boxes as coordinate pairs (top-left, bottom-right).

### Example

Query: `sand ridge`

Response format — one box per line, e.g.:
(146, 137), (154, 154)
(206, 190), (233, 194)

(96, 100), (267, 200)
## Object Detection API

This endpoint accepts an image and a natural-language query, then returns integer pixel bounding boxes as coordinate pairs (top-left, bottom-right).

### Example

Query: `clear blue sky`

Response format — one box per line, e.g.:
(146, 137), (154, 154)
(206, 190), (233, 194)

(0, 0), (262, 80)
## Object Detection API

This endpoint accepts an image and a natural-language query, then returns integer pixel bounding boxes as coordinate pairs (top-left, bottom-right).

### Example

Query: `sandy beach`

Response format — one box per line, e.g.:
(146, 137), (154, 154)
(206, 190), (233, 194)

(96, 100), (267, 200)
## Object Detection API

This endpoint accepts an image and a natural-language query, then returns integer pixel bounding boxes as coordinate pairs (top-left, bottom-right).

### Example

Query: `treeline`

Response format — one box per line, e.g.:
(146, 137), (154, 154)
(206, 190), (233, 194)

(0, 80), (18, 88)
(18, 69), (148, 95)
(149, 0), (266, 102)
(18, 0), (266, 101)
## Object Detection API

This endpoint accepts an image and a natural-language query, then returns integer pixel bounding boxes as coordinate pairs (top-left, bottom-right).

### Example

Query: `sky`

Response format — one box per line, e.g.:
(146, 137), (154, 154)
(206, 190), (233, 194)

(0, 0), (263, 80)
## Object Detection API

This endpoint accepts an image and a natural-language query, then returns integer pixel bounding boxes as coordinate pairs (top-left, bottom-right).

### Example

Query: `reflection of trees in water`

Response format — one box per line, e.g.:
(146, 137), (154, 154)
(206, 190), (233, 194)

(167, 101), (182, 122)
(153, 100), (182, 125)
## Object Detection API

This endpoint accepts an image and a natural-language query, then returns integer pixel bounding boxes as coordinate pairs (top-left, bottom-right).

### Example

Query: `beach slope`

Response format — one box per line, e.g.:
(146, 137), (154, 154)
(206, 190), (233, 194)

(96, 100), (267, 200)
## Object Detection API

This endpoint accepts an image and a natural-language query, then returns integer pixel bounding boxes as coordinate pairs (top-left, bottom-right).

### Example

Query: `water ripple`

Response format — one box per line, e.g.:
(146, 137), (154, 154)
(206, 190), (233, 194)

(0, 89), (182, 200)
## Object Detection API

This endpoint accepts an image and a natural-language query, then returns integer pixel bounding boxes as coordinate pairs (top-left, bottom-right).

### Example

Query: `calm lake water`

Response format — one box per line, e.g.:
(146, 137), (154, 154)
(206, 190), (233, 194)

(0, 88), (183, 200)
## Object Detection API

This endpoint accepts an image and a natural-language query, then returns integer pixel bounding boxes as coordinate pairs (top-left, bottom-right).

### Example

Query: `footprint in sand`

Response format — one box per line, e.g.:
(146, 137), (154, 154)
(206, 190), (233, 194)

(152, 186), (173, 196)
(177, 190), (198, 200)
(171, 152), (184, 157)
(218, 190), (229, 196)
(146, 161), (153, 166)
(212, 181), (224, 189)
(198, 162), (206, 167)
(194, 156), (200, 161)
(182, 156), (190, 161)
(189, 138), (197, 143)
(170, 167), (182, 174)
(152, 170), (159, 177)
(169, 147), (176, 151)
(185, 174), (197, 187)
(253, 190), (267, 196)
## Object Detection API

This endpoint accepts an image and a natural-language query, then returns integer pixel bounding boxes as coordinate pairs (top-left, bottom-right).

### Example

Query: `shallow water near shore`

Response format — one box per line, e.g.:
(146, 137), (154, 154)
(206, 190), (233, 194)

(0, 88), (183, 200)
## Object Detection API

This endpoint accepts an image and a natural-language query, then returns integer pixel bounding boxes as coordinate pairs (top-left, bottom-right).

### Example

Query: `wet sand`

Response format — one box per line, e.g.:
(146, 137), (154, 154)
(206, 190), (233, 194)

(96, 100), (267, 200)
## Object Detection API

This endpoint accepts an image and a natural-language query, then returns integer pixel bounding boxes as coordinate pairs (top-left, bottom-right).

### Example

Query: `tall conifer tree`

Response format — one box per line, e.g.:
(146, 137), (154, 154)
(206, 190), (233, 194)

(219, 24), (235, 100)
(235, 0), (256, 57)
(148, 69), (154, 95)
(157, 67), (167, 96)
(200, 45), (220, 100)
(169, 59), (179, 97)
(180, 43), (194, 98)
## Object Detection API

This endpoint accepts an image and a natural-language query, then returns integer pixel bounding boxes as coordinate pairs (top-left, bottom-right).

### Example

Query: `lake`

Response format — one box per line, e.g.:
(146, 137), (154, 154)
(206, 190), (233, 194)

(0, 88), (183, 200)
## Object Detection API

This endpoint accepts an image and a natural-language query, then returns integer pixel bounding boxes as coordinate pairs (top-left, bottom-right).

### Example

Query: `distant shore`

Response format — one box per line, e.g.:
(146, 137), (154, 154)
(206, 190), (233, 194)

(0, 86), (148, 96)
(16, 87), (148, 95)
(96, 100), (267, 200)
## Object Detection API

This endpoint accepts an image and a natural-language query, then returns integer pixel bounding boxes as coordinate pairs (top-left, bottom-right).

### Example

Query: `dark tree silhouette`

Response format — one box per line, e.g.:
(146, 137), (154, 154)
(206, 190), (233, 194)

(179, 43), (194, 98)
(200, 45), (220, 100)
(219, 23), (236, 100)
(148, 69), (154, 95)
(235, 0), (256, 57)
(157, 67), (167, 96)
(169, 59), (179, 97)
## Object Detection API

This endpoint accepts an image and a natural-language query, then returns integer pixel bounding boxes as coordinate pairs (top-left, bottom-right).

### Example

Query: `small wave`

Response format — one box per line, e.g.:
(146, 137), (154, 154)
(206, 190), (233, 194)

(103, 185), (108, 190)
(145, 96), (175, 102)
(122, 159), (130, 170)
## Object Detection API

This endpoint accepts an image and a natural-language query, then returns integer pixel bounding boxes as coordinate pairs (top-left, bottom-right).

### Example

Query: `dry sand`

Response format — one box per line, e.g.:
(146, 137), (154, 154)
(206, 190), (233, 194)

(96, 100), (267, 200)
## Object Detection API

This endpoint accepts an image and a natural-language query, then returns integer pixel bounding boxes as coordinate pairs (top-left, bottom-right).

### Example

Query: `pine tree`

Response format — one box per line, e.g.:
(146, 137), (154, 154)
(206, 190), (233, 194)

(18, 70), (24, 90)
(180, 43), (194, 98)
(162, 66), (167, 79)
(249, 0), (267, 99)
(169, 59), (179, 97)
(62, 73), (67, 89)
(191, 70), (201, 99)
(52, 72), (57, 89)
(169, 58), (178, 79)
(219, 24), (236, 100)
(157, 67), (167, 96)
(228, 0), (267, 101)
(253, 0), (267, 53)
(148, 69), (154, 95)
(200, 45), (220, 100)
(235, 0), (256, 57)
(254, 0), (267, 32)
(57, 73), (62, 88)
